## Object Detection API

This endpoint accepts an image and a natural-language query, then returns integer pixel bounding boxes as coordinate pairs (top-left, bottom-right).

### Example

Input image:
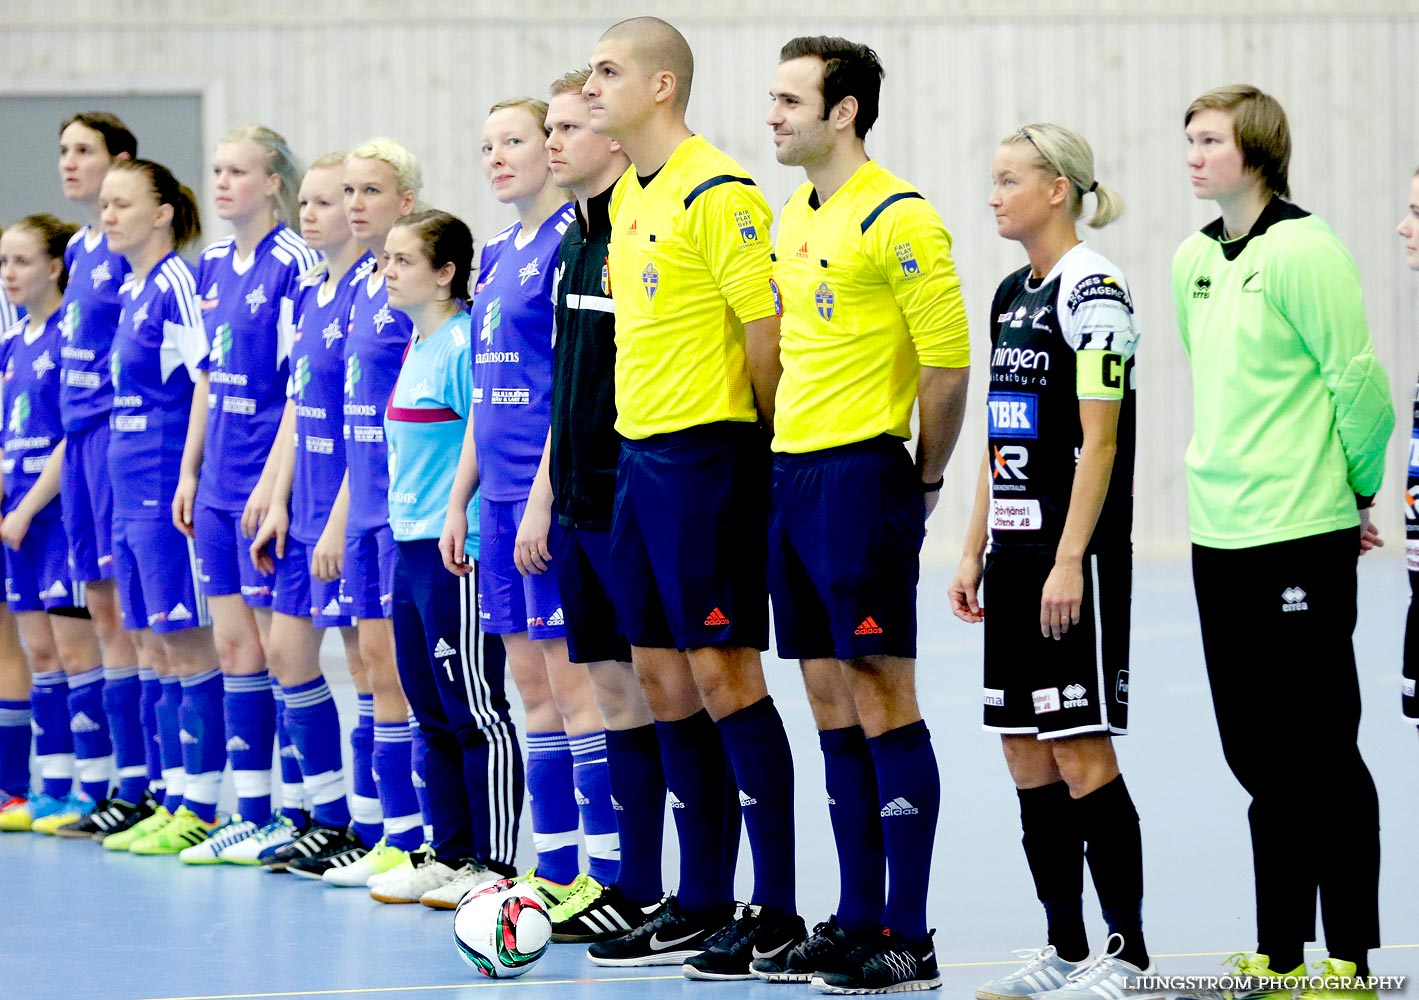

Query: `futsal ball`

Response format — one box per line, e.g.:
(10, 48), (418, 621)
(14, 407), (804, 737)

(453, 883), (553, 979)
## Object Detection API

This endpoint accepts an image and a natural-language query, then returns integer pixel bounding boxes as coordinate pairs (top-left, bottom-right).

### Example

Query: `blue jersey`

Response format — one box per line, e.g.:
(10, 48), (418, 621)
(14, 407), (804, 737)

(0, 312), (65, 513)
(470, 205), (574, 501)
(109, 253), (209, 519)
(384, 311), (477, 542)
(59, 225), (131, 433)
(289, 253), (374, 544)
(196, 224), (319, 511)
(344, 271), (413, 535)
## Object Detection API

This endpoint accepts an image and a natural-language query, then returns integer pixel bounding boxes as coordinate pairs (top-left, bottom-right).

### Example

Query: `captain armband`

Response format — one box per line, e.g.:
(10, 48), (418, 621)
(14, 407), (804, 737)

(1076, 350), (1125, 400)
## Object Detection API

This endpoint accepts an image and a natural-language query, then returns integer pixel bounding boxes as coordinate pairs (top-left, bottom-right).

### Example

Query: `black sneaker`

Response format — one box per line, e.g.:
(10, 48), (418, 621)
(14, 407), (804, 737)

(587, 895), (733, 967)
(752, 914), (856, 983)
(812, 928), (941, 994)
(286, 827), (369, 881)
(259, 821), (341, 873)
(551, 882), (665, 943)
(683, 904), (807, 981)
(59, 794), (152, 840)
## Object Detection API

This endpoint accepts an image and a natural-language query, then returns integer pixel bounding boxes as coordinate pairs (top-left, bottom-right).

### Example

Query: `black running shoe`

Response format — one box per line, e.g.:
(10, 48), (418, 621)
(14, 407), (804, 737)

(551, 882), (665, 943)
(60, 793), (153, 841)
(812, 928), (941, 994)
(752, 914), (857, 983)
(260, 821), (342, 873)
(587, 895), (733, 967)
(683, 905), (807, 981)
(286, 827), (369, 881)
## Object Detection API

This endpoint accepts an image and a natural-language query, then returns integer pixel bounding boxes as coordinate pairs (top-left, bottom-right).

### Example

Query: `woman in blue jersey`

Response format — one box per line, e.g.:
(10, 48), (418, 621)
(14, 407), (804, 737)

(92, 158), (225, 856)
(52, 112), (159, 841)
(368, 209), (522, 910)
(245, 153), (405, 880)
(0, 213), (109, 835)
(1403, 166), (1419, 732)
(442, 98), (611, 909)
(0, 253), (28, 833)
(949, 124), (1155, 1000)
(170, 126), (323, 857)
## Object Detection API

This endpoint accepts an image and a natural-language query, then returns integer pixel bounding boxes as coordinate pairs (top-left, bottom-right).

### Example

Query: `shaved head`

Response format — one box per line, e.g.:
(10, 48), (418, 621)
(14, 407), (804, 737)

(600, 16), (694, 109)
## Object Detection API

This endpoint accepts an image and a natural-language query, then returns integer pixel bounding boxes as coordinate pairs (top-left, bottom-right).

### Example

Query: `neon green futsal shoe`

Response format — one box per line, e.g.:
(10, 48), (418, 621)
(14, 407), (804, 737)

(130, 806), (215, 855)
(1298, 958), (1377, 1000)
(514, 865), (579, 909)
(104, 804), (173, 851)
(1179, 952), (1307, 1000)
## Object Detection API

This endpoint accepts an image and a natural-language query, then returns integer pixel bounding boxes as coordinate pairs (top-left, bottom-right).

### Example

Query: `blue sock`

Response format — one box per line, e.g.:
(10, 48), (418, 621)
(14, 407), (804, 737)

(0, 699), (32, 798)
(655, 710), (733, 915)
(66, 666), (113, 801)
(102, 667), (146, 803)
(281, 677), (350, 830)
(178, 670), (225, 823)
(373, 721), (422, 851)
(31, 671), (73, 799)
(717, 696), (797, 913)
(272, 682), (307, 824)
(410, 717), (432, 843)
(155, 677), (184, 810)
(569, 731), (619, 884)
(139, 669), (164, 797)
(604, 724), (665, 905)
(223, 672), (275, 824)
(820, 725), (885, 934)
(869, 720), (940, 942)
(350, 694), (381, 844)
(526, 731), (579, 885)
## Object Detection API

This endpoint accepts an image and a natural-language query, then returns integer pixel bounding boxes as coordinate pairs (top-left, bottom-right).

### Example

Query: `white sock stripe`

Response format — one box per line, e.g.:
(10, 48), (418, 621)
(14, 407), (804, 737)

(103, 666), (141, 682)
(571, 756), (608, 767)
(373, 726), (413, 742)
(223, 673), (273, 692)
(33, 671), (67, 688)
(66, 667), (105, 688)
(567, 732), (607, 752)
(350, 795), (382, 824)
(183, 770), (223, 805)
(383, 812), (422, 836)
(531, 828), (582, 853)
(282, 686), (335, 708)
(0, 708), (32, 725)
(36, 753), (75, 778)
(159, 677), (181, 687)
(74, 755), (114, 781)
(231, 769), (273, 797)
(138, 668), (159, 682)
(584, 831), (620, 861)
(527, 733), (572, 750)
(303, 769), (347, 806)
(117, 765), (148, 779)
(180, 669), (222, 688)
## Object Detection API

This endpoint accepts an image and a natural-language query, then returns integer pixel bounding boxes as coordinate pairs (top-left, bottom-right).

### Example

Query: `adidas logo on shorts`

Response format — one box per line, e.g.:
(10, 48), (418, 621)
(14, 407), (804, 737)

(668, 792), (685, 810)
(738, 789), (757, 807)
(704, 607), (730, 627)
(70, 712), (101, 734)
(433, 638), (457, 659)
(41, 580), (69, 599)
(226, 736), (251, 752)
(280, 744), (303, 760)
(179, 728), (199, 745)
(854, 616), (884, 636)
(1282, 587), (1309, 612)
(1062, 684), (1089, 709)
(880, 797), (919, 817)
(168, 603), (193, 622)
(322, 598), (341, 616)
(546, 608), (564, 627)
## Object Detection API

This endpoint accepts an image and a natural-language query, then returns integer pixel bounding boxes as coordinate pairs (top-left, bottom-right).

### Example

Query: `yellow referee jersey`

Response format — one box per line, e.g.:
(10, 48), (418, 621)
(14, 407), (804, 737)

(773, 160), (969, 454)
(607, 134), (779, 440)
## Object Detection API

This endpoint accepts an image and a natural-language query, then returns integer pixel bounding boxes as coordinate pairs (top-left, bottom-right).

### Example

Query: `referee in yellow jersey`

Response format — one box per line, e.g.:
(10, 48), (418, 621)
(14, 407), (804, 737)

(581, 16), (805, 978)
(755, 37), (970, 995)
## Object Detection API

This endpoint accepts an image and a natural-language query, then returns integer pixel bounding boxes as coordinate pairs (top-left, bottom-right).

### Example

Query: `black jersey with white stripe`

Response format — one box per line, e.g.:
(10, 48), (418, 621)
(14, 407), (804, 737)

(986, 243), (1139, 553)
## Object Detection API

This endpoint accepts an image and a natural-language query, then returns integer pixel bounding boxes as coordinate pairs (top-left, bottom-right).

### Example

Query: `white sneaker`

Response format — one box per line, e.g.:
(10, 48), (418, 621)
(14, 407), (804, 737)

(219, 814), (297, 866)
(367, 843), (429, 888)
(179, 815), (257, 864)
(369, 854), (463, 904)
(419, 862), (502, 910)
(977, 946), (1087, 999)
(323, 837), (411, 888)
(1034, 935), (1163, 1000)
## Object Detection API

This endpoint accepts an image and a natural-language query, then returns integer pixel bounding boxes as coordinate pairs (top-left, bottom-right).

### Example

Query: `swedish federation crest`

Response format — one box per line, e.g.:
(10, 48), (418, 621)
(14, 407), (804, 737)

(641, 261), (659, 302)
(815, 282), (835, 322)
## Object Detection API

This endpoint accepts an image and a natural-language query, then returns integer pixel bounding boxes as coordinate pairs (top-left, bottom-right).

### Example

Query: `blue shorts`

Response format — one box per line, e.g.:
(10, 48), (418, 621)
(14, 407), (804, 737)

(5, 503), (85, 612)
(610, 422), (769, 651)
(60, 422), (115, 582)
(193, 503), (274, 607)
(272, 535), (355, 629)
(342, 526), (395, 620)
(478, 497), (566, 640)
(553, 524), (631, 665)
(769, 437), (923, 661)
(112, 516), (211, 633)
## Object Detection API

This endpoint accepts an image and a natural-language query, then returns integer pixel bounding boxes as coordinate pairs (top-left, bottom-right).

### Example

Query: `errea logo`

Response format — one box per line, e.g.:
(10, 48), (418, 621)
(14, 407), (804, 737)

(1282, 587), (1309, 612)
(1062, 683), (1089, 709)
(1192, 275), (1212, 299)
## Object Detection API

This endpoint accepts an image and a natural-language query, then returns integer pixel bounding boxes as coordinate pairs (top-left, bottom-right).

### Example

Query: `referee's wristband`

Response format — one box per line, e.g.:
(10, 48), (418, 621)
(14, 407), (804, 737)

(918, 477), (945, 494)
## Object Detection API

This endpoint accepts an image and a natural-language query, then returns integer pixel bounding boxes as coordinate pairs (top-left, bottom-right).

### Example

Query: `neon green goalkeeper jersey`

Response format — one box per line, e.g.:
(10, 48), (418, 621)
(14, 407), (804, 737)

(1172, 198), (1394, 549)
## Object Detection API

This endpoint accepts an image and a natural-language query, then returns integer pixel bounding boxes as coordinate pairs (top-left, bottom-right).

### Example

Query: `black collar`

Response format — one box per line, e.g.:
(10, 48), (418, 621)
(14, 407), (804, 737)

(1201, 196), (1311, 261)
(576, 184), (614, 241)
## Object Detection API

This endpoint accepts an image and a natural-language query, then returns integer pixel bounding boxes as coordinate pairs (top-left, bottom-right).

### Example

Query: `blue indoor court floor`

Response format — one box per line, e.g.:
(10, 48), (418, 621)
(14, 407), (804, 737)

(3, 555), (1417, 1000)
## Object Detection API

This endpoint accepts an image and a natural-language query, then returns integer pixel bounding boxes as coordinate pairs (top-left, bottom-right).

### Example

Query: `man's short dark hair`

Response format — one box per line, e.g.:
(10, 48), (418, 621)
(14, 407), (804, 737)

(779, 36), (884, 139)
